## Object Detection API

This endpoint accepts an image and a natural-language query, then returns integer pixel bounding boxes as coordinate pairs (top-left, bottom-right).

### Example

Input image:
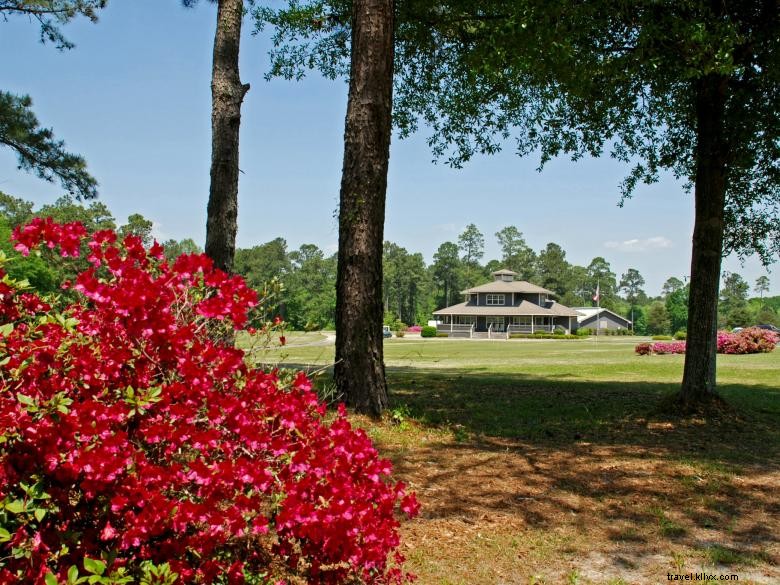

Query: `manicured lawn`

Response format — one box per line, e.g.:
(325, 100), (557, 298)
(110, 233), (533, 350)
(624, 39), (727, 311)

(250, 336), (780, 584)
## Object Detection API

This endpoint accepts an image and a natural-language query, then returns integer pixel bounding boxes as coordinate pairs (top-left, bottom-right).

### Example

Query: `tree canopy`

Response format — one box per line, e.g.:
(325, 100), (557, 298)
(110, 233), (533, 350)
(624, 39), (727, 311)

(1, 0), (107, 50)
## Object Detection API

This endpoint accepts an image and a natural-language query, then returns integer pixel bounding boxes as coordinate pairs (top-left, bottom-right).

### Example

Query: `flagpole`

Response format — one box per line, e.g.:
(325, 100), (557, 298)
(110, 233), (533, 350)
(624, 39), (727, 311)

(596, 278), (600, 337)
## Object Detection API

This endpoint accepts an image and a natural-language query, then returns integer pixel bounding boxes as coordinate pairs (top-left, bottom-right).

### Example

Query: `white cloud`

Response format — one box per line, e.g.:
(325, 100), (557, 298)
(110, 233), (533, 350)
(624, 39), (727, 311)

(431, 222), (458, 234)
(604, 236), (673, 252)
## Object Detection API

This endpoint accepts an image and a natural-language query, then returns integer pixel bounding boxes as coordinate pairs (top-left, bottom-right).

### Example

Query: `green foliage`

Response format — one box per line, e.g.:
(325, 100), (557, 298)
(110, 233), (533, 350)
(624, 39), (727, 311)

(0, 92), (98, 199)
(652, 335), (674, 341)
(161, 238), (202, 262)
(674, 331), (687, 340)
(495, 225), (536, 279)
(0, 191), (34, 227)
(619, 268), (646, 305)
(457, 223), (484, 266)
(754, 275), (770, 299)
(383, 241), (430, 326)
(431, 241), (461, 308)
(646, 302), (671, 335)
(662, 277), (685, 298)
(665, 286), (689, 335)
(421, 325), (437, 337)
(720, 271), (750, 316)
(118, 213), (154, 246)
(631, 305), (648, 336)
(1, 0), (107, 50)
(586, 257), (618, 309)
(0, 220), (59, 293)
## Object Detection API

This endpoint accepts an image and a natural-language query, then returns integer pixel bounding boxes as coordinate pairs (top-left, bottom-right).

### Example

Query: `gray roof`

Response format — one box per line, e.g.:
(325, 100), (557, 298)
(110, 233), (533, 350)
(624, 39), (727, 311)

(461, 280), (554, 295)
(434, 300), (579, 317)
(573, 307), (632, 325)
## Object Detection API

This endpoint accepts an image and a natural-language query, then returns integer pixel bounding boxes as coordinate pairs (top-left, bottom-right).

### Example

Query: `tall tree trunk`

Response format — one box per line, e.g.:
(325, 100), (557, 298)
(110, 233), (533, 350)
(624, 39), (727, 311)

(205, 0), (249, 273)
(334, 0), (394, 416)
(680, 74), (729, 409)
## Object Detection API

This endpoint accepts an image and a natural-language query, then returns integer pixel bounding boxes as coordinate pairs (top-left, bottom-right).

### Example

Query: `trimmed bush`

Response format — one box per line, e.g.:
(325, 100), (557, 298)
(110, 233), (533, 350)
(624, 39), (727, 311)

(674, 330), (687, 340)
(0, 220), (417, 584)
(652, 335), (674, 341)
(421, 326), (437, 338)
(436, 332), (449, 337)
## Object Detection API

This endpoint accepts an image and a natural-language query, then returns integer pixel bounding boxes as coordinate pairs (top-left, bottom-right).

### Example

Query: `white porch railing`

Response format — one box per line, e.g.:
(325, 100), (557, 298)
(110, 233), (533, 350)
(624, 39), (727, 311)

(505, 323), (554, 337)
(436, 323), (475, 337)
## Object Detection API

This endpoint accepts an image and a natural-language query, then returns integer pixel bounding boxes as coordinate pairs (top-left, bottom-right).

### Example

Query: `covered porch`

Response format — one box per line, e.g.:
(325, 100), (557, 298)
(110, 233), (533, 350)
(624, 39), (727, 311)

(436, 315), (575, 336)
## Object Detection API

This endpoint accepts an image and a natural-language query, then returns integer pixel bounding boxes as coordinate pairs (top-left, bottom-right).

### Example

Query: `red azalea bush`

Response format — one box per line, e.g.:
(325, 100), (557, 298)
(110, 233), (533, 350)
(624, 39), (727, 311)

(636, 328), (778, 356)
(634, 342), (652, 356)
(406, 326), (422, 334)
(0, 219), (418, 584)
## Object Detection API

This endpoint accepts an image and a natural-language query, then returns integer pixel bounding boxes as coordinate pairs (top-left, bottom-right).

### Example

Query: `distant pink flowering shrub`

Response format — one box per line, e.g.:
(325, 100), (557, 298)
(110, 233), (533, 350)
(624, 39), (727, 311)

(636, 328), (777, 356)
(635, 342), (652, 356)
(651, 341), (687, 355)
(407, 325), (422, 333)
(718, 327), (778, 354)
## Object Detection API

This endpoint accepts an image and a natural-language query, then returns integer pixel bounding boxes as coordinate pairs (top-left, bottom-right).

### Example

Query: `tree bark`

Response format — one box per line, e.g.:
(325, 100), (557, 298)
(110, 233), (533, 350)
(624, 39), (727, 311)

(334, 0), (394, 416)
(680, 74), (729, 409)
(205, 0), (249, 273)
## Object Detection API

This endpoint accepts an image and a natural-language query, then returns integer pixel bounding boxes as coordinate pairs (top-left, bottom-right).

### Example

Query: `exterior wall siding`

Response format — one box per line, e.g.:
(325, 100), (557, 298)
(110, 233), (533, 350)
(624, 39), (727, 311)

(471, 292), (546, 307)
(578, 313), (630, 330)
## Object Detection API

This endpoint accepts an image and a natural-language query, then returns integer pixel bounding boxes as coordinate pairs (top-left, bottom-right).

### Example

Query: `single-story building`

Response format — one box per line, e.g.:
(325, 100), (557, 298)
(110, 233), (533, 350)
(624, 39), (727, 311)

(574, 307), (632, 331)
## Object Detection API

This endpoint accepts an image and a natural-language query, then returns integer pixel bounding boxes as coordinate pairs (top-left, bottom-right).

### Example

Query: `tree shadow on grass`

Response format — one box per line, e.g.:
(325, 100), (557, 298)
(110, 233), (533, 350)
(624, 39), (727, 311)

(280, 362), (780, 574)
(378, 369), (780, 574)
(385, 367), (780, 467)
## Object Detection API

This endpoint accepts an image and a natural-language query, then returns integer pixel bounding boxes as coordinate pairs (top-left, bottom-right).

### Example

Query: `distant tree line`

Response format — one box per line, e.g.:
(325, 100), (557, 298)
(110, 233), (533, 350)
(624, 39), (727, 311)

(4, 194), (775, 335)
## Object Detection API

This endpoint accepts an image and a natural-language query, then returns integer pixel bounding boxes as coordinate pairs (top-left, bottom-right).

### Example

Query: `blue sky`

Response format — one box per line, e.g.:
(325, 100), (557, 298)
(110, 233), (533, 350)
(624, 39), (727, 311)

(1, 0), (777, 296)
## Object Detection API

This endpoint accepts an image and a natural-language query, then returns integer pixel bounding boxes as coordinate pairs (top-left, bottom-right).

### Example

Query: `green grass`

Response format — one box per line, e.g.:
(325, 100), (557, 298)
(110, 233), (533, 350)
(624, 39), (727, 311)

(251, 336), (780, 583)
(253, 336), (780, 464)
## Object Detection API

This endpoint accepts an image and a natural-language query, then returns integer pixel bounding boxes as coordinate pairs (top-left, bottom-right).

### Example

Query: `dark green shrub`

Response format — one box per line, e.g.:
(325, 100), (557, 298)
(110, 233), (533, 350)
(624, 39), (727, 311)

(421, 326), (437, 338)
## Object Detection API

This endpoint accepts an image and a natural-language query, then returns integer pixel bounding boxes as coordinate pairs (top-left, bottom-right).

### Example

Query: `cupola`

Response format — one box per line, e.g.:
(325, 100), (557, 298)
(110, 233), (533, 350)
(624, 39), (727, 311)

(492, 268), (517, 282)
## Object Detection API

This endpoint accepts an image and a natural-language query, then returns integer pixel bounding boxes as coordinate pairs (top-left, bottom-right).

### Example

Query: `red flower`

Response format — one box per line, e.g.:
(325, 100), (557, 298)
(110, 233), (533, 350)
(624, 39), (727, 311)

(0, 219), (417, 584)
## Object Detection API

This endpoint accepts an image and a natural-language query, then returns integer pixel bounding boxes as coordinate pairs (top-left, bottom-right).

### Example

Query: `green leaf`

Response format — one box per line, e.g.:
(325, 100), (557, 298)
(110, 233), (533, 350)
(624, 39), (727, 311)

(4, 499), (26, 514)
(45, 572), (59, 585)
(67, 565), (79, 584)
(83, 558), (105, 576)
(0, 323), (13, 337)
(34, 507), (47, 522)
(16, 393), (36, 407)
(0, 527), (11, 542)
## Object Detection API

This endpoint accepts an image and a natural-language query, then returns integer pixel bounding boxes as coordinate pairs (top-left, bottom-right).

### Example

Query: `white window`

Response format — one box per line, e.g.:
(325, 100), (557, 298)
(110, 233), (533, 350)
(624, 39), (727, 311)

(486, 294), (505, 305)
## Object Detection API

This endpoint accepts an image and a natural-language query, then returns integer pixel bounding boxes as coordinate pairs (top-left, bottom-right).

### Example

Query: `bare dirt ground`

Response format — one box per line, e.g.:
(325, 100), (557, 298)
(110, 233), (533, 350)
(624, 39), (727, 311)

(372, 422), (779, 585)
